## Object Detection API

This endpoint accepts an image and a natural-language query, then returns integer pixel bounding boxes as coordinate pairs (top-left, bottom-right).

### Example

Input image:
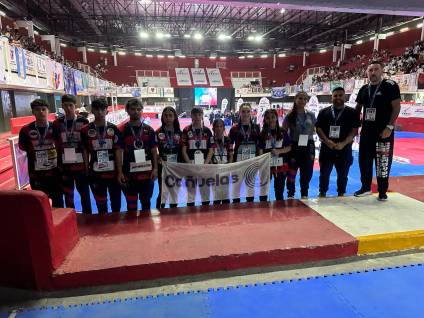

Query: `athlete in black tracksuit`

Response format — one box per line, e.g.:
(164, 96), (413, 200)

(354, 61), (401, 201)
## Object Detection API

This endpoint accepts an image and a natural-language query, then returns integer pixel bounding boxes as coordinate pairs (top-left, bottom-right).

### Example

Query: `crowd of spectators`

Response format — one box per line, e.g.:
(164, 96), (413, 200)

(312, 43), (424, 85)
(1, 22), (106, 78)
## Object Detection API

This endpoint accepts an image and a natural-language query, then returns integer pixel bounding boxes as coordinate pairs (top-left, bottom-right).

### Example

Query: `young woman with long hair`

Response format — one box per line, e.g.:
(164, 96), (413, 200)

(258, 109), (291, 201)
(282, 91), (317, 199)
(228, 103), (260, 203)
(155, 106), (182, 208)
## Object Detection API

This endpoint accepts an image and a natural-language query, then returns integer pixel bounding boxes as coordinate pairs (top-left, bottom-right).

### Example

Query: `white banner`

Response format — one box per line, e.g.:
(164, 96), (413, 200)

(175, 68), (192, 86)
(399, 103), (424, 118)
(191, 68), (208, 85)
(161, 153), (271, 204)
(206, 68), (224, 86)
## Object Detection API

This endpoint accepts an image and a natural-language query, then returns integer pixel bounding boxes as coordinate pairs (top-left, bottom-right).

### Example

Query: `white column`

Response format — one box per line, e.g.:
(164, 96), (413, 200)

(273, 54), (276, 69)
(77, 47), (87, 63)
(303, 51), (307, 67)
(54, 37), (61, 56)
(41, 35), (57, 53)
(373, 33), (379, 51)
(333, 45), (338, 63)
(112, 51), (117, 66)
(421, 18), (424, 41)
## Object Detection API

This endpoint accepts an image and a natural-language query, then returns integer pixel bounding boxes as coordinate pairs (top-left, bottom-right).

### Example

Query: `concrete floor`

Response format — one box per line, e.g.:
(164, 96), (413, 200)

(2, 249), (424, 314)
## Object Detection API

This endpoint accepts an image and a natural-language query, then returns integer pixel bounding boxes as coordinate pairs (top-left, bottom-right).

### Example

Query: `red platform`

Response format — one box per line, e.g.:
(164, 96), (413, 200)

(51, 201), (358, 290)
(382, 175), (424, 203)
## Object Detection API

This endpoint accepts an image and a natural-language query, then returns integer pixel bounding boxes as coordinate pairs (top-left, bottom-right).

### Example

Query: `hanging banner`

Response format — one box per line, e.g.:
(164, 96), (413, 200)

(206, 68), (224, 86)
(36, 55), (47, 78)
(330, 80), (343, 92)
(322, 82), (331, 94)
(344, 79), (355, 93)
(191, 68), (208, 85)
(73, 70), (84, 93)
(175, 68), (192, 86)
(161, 153), (270, 205)
(0, 40), (6, 83)
(24, 50), (36, 76)
(9, 46), (17, 72)
(271, 87), (286, 99)
(54, 62), (64, 90)
(64, 66), (76, 95)
(258, 97), (270, 109)
(15, 47), (26, 79)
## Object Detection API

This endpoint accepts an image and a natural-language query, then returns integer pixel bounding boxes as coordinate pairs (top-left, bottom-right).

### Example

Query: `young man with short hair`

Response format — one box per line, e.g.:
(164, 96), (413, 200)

(81, 99), (122, 213)
(19, 99), (63, 207)
(116, 98), (158, 211)
(53, 94), (92, 213)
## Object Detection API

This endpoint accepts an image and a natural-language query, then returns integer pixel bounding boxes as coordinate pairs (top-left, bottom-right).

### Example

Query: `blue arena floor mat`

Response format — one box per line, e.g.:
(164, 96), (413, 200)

(5, 264), (424, 318)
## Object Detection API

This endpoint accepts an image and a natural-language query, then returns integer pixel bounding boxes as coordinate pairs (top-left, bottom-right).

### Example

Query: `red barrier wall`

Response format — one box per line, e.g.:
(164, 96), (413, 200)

(10, 114), (57, 135)
(0, 190), (78, 289)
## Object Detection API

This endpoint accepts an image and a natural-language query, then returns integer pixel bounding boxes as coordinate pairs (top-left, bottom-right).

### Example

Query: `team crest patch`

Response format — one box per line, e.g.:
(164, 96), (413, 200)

(88, 129), (97, 138)
(188, 131), (193, 138)
(158, 133), (165, 140)
(29, 130), (39, 139)
(107, 128), (115, 136)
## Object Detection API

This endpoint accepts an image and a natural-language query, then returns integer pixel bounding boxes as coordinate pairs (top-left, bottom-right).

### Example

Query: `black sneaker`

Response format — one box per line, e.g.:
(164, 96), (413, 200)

(354, 189), (372, 197)
(378, 193), (388, 201)
(319, 192), (326, 198)
(338, 193), (345, 197)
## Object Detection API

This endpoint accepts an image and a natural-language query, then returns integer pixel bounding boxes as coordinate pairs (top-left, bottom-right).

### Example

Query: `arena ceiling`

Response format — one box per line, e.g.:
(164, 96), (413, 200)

(1, 0), (422, 56)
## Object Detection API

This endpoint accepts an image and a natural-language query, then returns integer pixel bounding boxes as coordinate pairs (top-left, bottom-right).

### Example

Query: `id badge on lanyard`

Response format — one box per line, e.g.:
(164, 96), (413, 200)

(365, 108), (376, 121)
(297, 114), (309, 146)
(194, 150), (204, 164)
(366, 82), (381, 121)
(329, 126), (341, 138)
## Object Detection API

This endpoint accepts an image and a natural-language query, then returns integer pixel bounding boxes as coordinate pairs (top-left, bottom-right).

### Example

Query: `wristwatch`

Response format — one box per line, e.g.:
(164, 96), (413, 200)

(386, 125), (394, 130)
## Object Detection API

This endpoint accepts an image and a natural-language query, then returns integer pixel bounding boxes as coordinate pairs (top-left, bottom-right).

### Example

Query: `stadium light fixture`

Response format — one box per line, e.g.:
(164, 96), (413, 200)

(220, 56), (227, 60)
(146, 54), (153, 58)
(239, 56), (246, 59)
(260, 54), (268, 58)
(134, 52), (142, 56)
(254, 35), (263, 42)
(385, 31), (394, 37)
(217, 34), (231, 41)
(139, 31), (149, 39)
(0, 10), (6, 17)
(247, 35), (254, 41)
(278, 53), (286, 57)
(356, 40), (363, 44)
(417, 23), (423, 28)
(87, 48), (95, 52)
(280, 8), (286, 14)
(319, 49), (327, 53)
(210, 56), (217, 59)
(184, 34), (191, 39)
(118, 51), (126, 55)
(157, 55), (165, 58)
(247, 54), (254, 58)
(164, 34), (171, 39)
(167, 55), (175, 58)
(179, 55), (186, 58)
(400, 27), (409, 32)
(34, 30), (39, 35)
(60, 43), (67, 47)
(193, 33), (203, 40)
(156, 32), (165, 39)
(100, 50), (108, 54)
(369, 36), (375, 40)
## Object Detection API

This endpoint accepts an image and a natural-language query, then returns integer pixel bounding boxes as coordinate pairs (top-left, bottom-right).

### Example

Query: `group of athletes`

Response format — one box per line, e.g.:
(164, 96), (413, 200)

(18, 60), (401, 213)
